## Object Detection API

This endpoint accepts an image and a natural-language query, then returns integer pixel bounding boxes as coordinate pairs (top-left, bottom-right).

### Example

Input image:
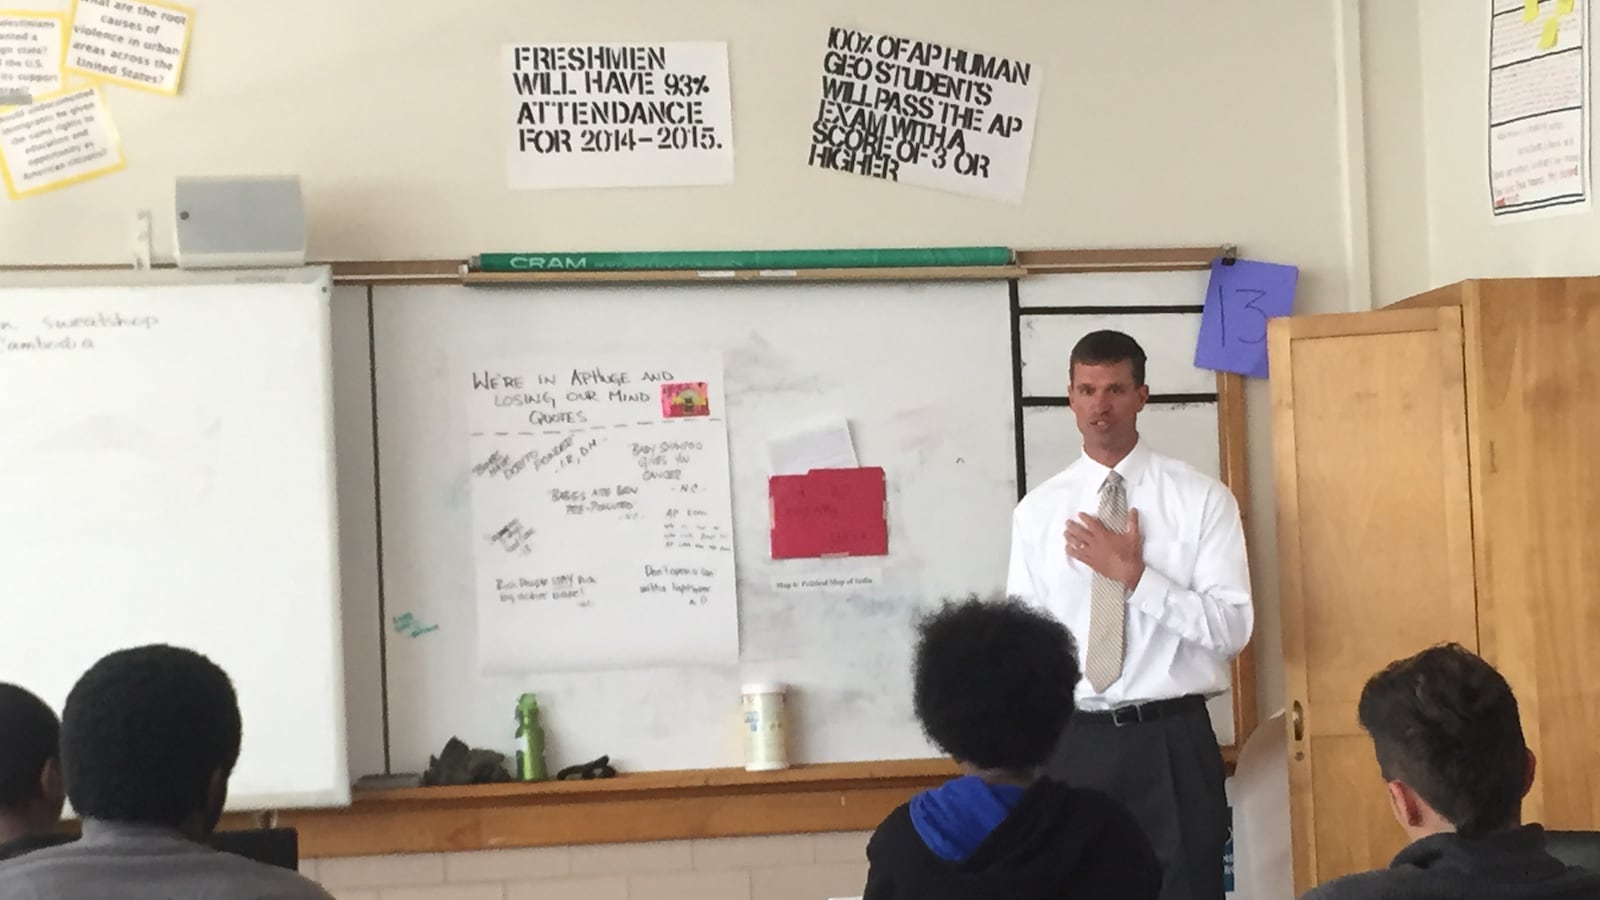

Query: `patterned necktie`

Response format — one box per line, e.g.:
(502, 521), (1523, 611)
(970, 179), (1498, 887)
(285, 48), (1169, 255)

(1084, 471), (1129, 693)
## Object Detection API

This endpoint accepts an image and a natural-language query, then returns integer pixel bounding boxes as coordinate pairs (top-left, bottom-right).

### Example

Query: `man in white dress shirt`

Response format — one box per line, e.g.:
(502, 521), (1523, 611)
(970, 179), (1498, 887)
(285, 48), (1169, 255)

(1006, 329), (1253, 900)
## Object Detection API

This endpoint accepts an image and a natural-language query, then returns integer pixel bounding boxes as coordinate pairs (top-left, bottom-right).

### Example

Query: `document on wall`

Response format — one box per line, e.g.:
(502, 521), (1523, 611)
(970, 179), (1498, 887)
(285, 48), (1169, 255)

(65, 0), (195, 96)
(466, 353), (739, 673)
(807, 27), (1041, 203)
(0, 85), (123, 199)
(1488, 0), (1590, 216)
(766, 418), (857, 476)
(504, 41), (734, 189)
(0, 13), (66, 107)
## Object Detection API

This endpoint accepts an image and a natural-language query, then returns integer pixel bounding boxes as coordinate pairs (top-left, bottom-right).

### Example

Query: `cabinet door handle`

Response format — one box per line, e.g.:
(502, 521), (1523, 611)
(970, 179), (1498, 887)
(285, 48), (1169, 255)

(1291, 700), (1305, 742)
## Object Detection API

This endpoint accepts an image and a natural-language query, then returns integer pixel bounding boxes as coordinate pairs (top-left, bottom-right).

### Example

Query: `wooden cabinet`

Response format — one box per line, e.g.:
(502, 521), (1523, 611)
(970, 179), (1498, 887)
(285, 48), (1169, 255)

(1268, 278), (1600, 894)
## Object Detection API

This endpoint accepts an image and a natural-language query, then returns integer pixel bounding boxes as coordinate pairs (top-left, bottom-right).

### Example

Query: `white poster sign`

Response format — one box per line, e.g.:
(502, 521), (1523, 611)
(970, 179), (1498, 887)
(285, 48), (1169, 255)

(505, 41), (734, 189)
(808, 27), (1041, 203)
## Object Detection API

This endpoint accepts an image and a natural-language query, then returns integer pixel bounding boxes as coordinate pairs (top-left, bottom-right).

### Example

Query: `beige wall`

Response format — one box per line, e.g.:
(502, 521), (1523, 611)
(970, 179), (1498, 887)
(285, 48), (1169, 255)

(0, 1), (1355, 288)
(302, 835), (870, 900)
(1358, 0), (1433, 306)
(2, 0), (1384, 774)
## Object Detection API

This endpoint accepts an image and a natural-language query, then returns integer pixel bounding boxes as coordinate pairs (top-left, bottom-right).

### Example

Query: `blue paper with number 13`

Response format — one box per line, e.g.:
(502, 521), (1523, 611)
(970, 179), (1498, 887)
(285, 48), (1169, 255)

(1194, 258), (1298, 379)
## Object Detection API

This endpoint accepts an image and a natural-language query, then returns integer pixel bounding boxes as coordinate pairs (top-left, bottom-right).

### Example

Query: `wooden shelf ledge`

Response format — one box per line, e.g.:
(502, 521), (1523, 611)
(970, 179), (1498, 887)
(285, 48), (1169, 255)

(1015, 246), (1224, 274)
(277, 758), (956, 858)
(353, 758), (959, 805)
(271, 749), (1238, 859)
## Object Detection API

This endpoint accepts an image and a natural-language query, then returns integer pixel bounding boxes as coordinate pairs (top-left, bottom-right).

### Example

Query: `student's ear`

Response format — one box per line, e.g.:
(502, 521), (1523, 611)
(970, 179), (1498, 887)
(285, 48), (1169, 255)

(1522, 747), (1537, 798)
(1384, 780), (1426, 830)
(39, 757), (65, 816)
(202, 769), (229, 836)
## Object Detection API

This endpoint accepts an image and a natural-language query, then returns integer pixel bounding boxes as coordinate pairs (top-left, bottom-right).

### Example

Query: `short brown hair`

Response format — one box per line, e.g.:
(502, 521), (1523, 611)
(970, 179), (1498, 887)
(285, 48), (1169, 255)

(1357, 643), (1526, 837)
(1070, 330), (1146, 386)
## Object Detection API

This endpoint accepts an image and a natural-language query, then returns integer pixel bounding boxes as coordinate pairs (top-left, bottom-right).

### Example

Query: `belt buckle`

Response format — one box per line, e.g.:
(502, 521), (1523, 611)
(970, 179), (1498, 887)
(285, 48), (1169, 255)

(1110, 703), (1143, 727)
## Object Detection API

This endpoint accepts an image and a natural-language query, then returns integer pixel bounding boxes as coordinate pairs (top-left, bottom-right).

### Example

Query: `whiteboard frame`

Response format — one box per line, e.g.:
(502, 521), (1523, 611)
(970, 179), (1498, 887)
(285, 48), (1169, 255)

(0, 265), (352, 811)
(335, 249), (1259, 774)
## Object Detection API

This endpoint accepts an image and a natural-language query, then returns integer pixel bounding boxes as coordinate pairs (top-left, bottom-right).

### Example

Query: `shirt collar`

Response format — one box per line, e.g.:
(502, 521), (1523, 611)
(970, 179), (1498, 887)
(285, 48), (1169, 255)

(1071, 439), (1152, 488)
(1390, 825), (1566, 879)
(79, 819), (197, 847)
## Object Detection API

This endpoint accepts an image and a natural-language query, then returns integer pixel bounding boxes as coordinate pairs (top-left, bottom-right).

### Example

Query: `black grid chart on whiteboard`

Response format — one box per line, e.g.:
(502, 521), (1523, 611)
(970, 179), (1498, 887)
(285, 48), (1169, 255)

(1007, 273), (1223, 501)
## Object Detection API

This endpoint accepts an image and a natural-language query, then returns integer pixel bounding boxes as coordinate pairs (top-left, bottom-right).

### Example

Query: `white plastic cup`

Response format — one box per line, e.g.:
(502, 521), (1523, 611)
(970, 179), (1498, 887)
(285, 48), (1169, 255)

(741, 682), (789, 771)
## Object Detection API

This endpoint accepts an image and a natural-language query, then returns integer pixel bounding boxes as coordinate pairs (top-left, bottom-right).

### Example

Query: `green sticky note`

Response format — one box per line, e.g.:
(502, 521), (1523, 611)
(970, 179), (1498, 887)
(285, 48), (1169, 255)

(1540, 15), (1561, 48)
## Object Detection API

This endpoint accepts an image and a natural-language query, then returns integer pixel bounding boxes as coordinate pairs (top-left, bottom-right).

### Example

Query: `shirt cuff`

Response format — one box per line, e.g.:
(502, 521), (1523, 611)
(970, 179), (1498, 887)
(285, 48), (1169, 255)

(1128, 563), (1176, 620)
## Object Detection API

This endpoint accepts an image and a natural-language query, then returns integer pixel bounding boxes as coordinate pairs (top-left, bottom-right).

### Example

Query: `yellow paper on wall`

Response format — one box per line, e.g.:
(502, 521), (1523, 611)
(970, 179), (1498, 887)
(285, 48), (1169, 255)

(64, 0), (194, 96)
(0, 84), (124, 198)
(0, 11), (67, 108)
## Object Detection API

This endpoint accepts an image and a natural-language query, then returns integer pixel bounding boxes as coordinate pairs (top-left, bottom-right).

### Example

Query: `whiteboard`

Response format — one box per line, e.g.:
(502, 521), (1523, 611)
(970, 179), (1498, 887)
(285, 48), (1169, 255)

(0, 267), (350, 810)
(369, 281), (1016, 773)
(348, 270), (1247, 776)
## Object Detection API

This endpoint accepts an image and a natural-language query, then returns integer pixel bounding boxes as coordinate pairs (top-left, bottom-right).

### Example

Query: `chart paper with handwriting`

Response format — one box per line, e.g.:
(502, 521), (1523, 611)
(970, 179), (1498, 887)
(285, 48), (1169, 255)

(466, 352), (738, 672)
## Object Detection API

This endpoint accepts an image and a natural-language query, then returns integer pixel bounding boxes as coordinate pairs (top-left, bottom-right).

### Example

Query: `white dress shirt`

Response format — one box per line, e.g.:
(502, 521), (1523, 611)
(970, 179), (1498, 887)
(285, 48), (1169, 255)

(1006, 441), (1253, 710)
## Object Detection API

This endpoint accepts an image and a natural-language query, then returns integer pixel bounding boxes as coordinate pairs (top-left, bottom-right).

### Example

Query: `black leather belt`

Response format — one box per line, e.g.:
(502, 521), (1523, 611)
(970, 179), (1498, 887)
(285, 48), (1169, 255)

(1077, 693), (1206, 727)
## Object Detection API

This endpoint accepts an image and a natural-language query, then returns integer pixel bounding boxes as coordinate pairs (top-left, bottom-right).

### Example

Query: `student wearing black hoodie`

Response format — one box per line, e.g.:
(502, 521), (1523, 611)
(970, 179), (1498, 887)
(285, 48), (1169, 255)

(1302, 644), (1600, 900)
(863, 595), (1162, 900)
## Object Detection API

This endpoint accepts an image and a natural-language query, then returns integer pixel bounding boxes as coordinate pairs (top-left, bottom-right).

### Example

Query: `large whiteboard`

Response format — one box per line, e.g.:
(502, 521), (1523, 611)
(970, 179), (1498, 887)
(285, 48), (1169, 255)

(366, 281), (1016, 773)
(0, 268), (350, 810)
(330, 271), (1247, 778)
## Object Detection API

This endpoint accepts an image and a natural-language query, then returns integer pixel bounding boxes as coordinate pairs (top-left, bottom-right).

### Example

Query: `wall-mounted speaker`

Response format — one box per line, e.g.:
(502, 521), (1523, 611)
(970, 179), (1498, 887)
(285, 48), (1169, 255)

(173, 175), (306, 269)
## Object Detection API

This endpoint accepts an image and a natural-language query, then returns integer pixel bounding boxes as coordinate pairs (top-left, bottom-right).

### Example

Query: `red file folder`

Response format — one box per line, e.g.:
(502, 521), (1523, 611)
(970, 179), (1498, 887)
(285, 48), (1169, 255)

(768, 467), (888, 559)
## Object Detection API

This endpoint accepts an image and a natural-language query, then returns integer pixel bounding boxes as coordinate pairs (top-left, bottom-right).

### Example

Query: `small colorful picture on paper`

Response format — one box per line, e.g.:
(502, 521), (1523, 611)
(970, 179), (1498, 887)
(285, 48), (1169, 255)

(661, 382), (710, 418)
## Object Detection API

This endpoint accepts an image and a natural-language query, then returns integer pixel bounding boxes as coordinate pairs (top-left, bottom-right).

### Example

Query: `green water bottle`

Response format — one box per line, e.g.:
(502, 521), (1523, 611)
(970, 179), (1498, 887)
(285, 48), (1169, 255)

(515, 693), (547, 781)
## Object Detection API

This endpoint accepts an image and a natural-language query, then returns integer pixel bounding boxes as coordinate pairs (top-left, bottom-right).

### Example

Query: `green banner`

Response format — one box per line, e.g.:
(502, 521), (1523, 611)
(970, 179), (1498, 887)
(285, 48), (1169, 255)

(471, 246), (1013, 273)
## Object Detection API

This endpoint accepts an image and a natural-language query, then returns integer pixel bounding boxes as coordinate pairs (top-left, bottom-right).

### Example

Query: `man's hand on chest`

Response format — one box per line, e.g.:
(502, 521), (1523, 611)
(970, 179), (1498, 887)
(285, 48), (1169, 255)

(1064, 507), (1145, 592)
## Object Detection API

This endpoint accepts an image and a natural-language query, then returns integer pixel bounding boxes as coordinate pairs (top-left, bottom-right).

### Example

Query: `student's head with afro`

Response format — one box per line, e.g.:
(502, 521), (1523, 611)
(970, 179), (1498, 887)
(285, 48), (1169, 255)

(912, 594), (1079, 779)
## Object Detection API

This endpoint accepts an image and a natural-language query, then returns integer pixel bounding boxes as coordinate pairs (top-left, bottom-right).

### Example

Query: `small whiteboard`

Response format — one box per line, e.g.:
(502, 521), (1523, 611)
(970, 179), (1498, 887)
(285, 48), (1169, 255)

(0, 268), (349, 811)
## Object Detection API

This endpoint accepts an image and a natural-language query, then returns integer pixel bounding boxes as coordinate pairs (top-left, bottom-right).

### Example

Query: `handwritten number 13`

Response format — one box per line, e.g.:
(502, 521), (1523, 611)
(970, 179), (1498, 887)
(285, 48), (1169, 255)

(1216, 285), (1269, 346)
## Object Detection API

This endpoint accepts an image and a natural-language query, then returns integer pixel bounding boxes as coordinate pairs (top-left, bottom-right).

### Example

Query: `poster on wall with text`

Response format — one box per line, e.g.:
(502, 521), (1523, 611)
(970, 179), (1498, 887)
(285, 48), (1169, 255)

(504, 41), (735, 189)
(1488, 0), (1590, 217)
(807, 27), (1041, 204)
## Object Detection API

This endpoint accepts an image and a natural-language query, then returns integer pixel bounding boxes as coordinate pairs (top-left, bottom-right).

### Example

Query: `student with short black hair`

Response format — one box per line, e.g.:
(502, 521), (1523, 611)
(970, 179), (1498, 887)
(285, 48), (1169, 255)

(0, 684), (68, 861)
(1303, 643), (1600, 900)
(0, 644), (334, 899)
(863, 595), (1161, 900)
